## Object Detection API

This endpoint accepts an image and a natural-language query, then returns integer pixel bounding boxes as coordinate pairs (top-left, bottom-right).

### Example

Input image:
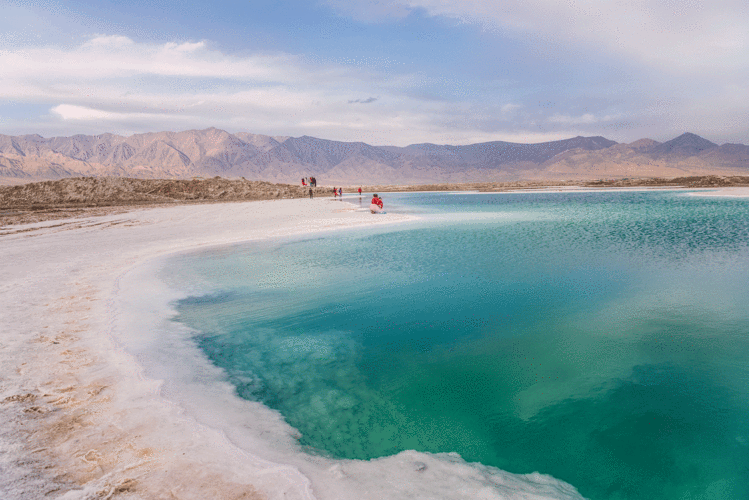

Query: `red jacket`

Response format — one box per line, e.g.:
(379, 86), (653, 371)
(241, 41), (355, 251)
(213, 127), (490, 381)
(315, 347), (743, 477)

(371, 197), (383, 208)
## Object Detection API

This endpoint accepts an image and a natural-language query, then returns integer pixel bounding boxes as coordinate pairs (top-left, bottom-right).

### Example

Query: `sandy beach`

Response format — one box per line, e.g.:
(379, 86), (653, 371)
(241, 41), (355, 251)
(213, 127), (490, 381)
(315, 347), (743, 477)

(0, 198), (586, 500)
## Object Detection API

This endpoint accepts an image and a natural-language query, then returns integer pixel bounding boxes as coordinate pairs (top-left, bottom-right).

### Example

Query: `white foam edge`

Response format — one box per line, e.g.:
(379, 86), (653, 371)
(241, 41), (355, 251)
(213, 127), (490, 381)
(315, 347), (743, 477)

(108, 239), (587, 500)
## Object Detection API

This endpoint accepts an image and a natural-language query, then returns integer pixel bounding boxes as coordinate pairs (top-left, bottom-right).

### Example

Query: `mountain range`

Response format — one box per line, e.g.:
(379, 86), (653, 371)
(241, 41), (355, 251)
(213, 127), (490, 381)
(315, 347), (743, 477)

(1, 129), (748, 185)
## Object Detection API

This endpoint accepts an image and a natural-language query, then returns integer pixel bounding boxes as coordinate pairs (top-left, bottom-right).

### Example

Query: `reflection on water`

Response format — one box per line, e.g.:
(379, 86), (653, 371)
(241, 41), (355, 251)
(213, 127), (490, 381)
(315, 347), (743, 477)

(171, 191), (749, 500)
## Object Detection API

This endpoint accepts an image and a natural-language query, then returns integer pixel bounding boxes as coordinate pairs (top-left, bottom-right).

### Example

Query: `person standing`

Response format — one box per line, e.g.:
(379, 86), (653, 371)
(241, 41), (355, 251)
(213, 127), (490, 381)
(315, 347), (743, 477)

(332, 187), (337, 198)
(358, 187), (362, 196)
(301, 178), (306, 186)
(309, 188), (313, 199)
(338, 187), (342, 197)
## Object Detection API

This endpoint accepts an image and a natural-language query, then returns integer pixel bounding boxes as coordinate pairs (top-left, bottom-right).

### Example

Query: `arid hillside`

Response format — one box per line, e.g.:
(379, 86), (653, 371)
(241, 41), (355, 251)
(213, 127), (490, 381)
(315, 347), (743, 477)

(0, 176), (332, 208)
(11, 128), (749, 185)
(0, 177), (332, 225)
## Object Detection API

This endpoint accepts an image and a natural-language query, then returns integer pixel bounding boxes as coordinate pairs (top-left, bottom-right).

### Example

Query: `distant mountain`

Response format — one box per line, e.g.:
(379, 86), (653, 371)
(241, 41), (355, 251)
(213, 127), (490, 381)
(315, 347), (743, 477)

(232, 132), (284, 152)
(627, 138), (661, 151)
(397, 136), (616, 165)
(649, 132), (718, 156)
(538, 133), (749, 179)
(1, 129), (747, 185)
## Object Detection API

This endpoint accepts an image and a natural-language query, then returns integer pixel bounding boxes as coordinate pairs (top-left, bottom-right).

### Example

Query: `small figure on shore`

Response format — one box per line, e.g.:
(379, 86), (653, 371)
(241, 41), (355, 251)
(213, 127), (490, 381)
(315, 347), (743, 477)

(370, 194), (383, 214)
(311, 177), (317, 187)
(332, 187), (337, 198)
(358, 187), (362, 196)
(338, 187), (342, 197)
(309, 188), (313, 199)
(301, 178), (306, 187)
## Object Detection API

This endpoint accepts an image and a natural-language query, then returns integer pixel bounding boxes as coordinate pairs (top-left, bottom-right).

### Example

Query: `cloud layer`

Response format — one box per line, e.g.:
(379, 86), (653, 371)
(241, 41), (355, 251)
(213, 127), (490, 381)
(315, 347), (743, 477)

(0, 34), (561, 144)
(327, 0), (749, 73)
(1, 0), (748, 145)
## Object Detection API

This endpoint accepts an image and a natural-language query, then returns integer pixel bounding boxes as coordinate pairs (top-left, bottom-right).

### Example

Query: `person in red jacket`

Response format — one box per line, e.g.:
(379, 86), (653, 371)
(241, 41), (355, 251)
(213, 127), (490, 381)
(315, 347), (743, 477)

(370, 194), (383, 213)
(358, 187), (362, 196)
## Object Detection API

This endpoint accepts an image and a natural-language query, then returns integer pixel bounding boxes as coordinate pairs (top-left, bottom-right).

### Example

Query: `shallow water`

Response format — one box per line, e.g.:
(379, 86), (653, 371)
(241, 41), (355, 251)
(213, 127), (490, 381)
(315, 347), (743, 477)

(167, 191), (749, 500)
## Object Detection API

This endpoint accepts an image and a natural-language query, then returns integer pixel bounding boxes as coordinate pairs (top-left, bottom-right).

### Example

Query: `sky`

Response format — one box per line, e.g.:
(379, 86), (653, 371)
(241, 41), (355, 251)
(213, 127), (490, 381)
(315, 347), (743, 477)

(1, 0), (748, 146)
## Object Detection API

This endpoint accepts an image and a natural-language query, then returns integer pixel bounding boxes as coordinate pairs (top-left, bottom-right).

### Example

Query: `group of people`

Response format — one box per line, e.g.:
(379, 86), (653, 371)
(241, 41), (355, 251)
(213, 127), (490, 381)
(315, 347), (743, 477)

(330, 186), (365, 197)
(306, 182), (384, 213)
(301, 177), (317, 187)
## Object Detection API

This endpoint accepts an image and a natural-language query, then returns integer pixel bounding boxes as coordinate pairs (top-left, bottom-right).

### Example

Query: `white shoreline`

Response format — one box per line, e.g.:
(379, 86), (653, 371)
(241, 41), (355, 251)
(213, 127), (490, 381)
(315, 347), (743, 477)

(1, 199), (584, 499)
(357, 186), (710, 196)
(683, 187), (749, 197)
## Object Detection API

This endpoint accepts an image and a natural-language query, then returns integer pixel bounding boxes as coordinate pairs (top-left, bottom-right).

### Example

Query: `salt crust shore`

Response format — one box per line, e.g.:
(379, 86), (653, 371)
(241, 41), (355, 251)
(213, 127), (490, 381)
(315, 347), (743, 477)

(1, 198), (585, 500)
(684, 187), (749, 197)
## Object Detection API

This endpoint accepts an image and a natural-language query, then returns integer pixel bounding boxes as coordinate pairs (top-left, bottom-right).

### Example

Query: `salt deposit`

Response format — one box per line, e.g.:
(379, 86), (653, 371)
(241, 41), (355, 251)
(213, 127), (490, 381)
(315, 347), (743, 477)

(685, 187), (749, 197)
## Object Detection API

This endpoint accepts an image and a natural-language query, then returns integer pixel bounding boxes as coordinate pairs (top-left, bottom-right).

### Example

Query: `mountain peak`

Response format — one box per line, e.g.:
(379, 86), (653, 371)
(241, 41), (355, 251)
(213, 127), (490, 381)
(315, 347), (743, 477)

(650, 132), (718, 157)
(672, 132), (716, 144)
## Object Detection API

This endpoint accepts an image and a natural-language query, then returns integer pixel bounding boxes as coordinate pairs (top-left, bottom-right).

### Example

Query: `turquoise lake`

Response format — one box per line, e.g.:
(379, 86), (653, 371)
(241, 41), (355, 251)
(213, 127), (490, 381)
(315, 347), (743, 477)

(166, 191), (749, 500)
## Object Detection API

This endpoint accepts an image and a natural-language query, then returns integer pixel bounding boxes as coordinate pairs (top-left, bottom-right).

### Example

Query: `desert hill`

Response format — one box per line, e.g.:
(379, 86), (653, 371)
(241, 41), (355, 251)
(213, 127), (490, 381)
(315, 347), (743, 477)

(1, 129), (748, 185)
(650, 132), (718, 156)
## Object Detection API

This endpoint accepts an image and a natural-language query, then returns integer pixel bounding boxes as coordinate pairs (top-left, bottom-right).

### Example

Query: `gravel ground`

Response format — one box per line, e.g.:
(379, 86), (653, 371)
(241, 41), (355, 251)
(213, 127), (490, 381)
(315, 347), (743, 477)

(0, 177), (331, 225)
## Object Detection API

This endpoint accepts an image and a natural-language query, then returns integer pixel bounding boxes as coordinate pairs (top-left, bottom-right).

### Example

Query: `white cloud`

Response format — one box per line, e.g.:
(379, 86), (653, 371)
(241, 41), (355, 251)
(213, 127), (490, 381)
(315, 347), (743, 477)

(50, 104), (178, 122)
(2, 29), (747, 145)
(0, 35), (308, 82)
(81, 35), (134, 49)
(330, 0), (749, 73)
(500, 103), (523, 117)
(1, 34), (537, 145)
(547, 113), (598, 125)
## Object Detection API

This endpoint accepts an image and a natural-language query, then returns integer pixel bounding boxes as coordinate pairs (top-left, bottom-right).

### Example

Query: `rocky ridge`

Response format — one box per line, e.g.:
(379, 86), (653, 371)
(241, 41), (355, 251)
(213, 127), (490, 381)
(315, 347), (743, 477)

(1, 129), (748, 185)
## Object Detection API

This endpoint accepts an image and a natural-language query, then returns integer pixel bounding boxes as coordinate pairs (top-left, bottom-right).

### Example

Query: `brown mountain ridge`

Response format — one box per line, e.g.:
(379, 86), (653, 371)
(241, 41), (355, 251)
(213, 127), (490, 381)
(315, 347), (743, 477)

(1, 129), (747, 185)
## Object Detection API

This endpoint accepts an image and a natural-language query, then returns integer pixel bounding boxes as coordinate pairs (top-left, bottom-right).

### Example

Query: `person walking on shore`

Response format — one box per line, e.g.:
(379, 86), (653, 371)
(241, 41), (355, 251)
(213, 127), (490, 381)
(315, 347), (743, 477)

(338, 187), (342, 197)
(309, 188), (313, 199)
(332, 187), (337, 198)
(358, 187), (362, 196)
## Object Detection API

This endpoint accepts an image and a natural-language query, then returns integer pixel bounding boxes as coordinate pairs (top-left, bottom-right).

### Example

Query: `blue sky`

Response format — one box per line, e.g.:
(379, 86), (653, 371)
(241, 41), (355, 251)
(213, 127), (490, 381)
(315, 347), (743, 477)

(1, 0), (748, 145)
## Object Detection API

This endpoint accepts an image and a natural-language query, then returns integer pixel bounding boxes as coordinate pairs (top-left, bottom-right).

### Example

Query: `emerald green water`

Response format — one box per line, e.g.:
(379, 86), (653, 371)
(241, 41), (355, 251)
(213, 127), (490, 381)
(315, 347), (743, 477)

(168, 191), (749, 499)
